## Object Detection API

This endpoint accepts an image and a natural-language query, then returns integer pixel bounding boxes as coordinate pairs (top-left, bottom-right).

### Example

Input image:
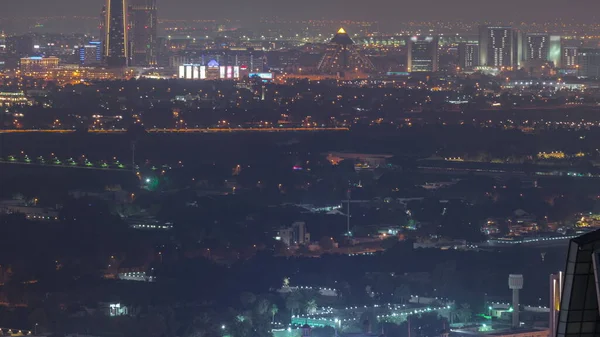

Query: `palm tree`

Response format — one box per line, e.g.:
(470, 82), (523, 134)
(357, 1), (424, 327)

(306, 299), (318, 315)
(271, 304), (278, 323)
(457, 304), (472, 323)
(255, 298), (270, 316)
(448, 308), (459, 324)
(185, 313), (215, 337)
(286, 294), (301, 317)
(240, 292), (257, 308)
(393, 284), (412, 304)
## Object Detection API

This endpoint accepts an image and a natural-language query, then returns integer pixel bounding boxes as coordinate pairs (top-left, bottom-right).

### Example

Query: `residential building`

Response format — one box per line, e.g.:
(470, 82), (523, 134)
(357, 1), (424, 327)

(275, 221), (310, 246)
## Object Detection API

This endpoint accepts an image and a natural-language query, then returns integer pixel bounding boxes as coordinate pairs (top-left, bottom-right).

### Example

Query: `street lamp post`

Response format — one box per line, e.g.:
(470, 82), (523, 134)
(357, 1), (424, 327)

(334, 318), (341, 335)
(131, 141), (136, 174)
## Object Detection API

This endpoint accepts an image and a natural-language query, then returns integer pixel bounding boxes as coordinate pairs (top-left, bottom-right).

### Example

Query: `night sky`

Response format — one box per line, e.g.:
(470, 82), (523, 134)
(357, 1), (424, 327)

(1, 0), (598, 22)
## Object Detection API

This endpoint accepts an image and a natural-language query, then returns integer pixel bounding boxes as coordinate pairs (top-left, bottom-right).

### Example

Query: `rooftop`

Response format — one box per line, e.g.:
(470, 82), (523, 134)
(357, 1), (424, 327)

(484, 328), (549, 336)
(331, 27), (354, 45)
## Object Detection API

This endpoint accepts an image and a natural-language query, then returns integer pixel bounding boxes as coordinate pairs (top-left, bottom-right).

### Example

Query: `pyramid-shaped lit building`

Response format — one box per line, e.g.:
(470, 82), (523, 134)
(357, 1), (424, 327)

(318, 28), (374, 75)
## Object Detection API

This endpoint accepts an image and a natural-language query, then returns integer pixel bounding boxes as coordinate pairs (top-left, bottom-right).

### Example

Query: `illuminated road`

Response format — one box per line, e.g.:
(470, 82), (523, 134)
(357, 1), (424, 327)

(288, 304), (451, 328)
(0, 160), (131, 171)
(484, 235), (578, 247)
(0, 155), (173, 173)
(0, 127), (349, 134)
(0, 327), (33, 336)
(419, 166), (600, 179)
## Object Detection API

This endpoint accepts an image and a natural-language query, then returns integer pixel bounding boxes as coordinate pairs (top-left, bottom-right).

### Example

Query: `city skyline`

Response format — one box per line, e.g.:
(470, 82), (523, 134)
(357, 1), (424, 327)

(1, 2), (600, 337)
(0, 0), (598, 22)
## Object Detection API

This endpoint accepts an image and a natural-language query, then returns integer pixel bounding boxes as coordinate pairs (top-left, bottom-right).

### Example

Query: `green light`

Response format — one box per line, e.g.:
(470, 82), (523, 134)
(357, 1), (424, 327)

(144, 177), (160, 191)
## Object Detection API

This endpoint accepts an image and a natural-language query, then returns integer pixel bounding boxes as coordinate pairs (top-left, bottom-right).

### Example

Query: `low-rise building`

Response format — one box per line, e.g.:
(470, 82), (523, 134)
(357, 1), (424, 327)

(413, 238), (467, 250)
(118, 271), (156, 282)
(99, 302), (129, 317)
(326, 152), (393, 169)
(275, 221), (310, 246)
(453, 328), (549, 337)
(20, 56), (59, 73)
(0, 91), (33, 106)
(0, 199), (59, 221)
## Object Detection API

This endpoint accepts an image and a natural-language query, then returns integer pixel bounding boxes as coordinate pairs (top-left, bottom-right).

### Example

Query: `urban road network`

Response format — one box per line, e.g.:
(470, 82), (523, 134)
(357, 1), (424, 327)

(0, 154), (167, 172)
(0, 127), (350, 134)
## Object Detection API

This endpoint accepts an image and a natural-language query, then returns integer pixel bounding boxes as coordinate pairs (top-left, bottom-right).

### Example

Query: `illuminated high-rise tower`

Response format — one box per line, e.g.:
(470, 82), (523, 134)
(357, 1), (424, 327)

(407, 36), (439, 72)
(525, 33), (549, 61)
(458, 43), (479, 69)
(577, 48), (600, 78)
(103, 0), (129, 67)
(129, 0), (157, 66)
(317, 28), (374, 76)
(562, 46), (579, 69)
(100, 5), (106, 47)
(479, 26), (522, 69)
